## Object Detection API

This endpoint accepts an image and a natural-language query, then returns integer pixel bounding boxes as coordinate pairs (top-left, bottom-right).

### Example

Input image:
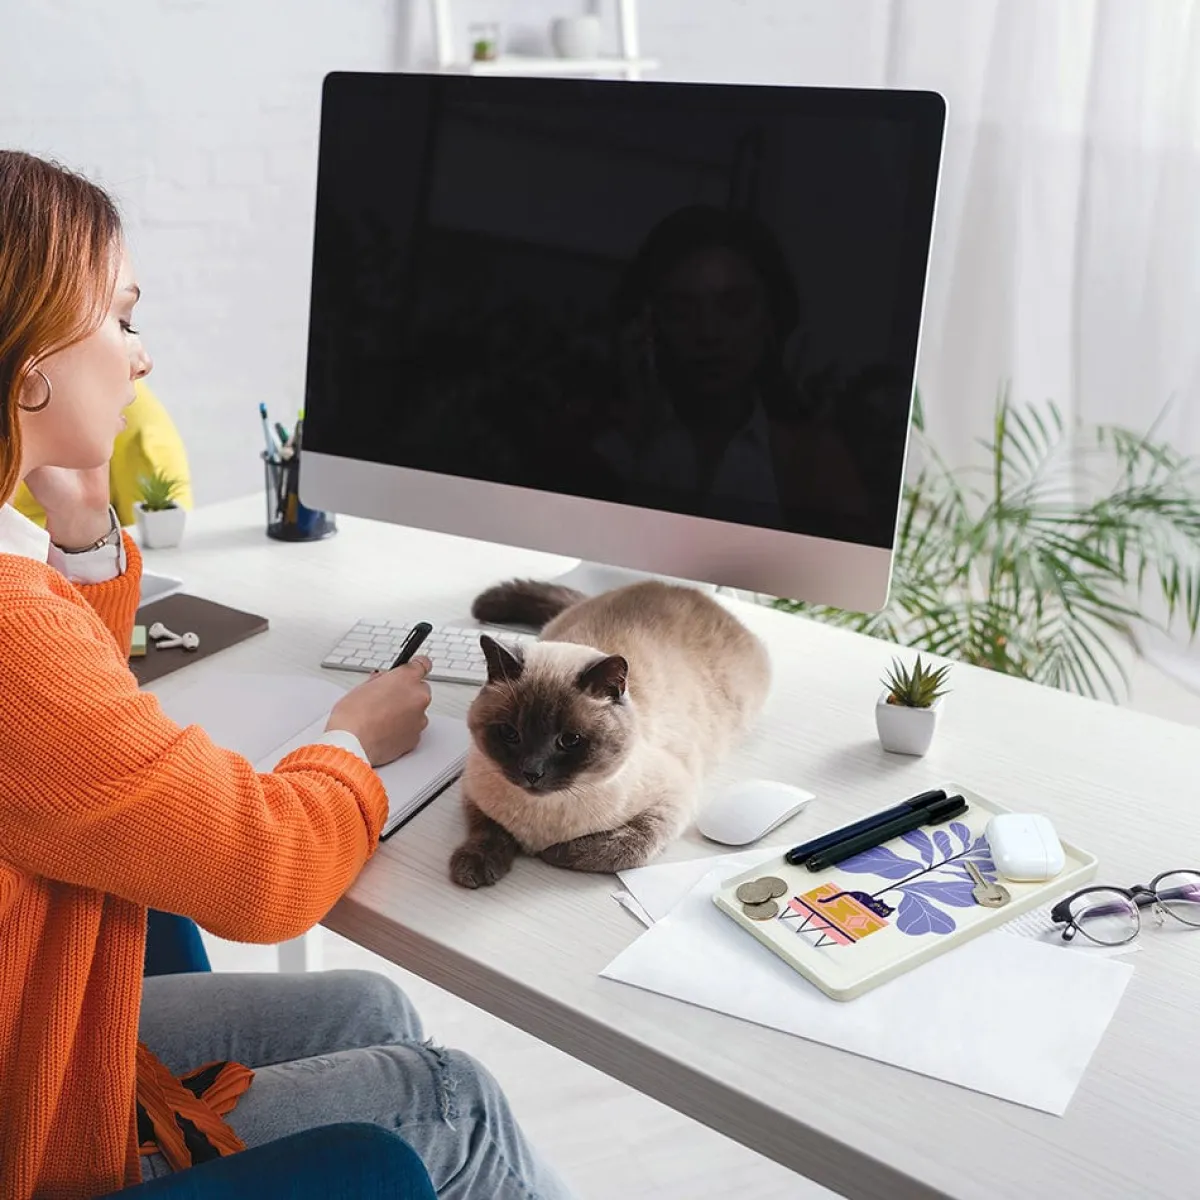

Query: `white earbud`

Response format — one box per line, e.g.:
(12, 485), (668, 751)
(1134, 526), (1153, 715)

(148, 622), (178, 641)
(155, 631), (200, 651)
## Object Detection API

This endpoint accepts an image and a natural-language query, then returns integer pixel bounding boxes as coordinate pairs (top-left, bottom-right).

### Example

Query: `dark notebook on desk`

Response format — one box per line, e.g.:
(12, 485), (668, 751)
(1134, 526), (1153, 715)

(129, 594), (269, 685)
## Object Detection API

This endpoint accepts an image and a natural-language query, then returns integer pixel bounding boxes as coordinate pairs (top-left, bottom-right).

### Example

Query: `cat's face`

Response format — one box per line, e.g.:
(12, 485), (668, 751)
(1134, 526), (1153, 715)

(468, 637), (633, 795)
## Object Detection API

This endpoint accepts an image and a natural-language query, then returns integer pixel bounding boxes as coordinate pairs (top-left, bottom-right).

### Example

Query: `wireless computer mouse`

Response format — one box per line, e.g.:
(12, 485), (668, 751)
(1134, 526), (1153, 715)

(696, 779), (815, 847)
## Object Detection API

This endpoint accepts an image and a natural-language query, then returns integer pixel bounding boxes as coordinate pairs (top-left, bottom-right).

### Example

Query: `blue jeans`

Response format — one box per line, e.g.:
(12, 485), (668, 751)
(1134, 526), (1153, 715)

(137, 971), (575, 1200)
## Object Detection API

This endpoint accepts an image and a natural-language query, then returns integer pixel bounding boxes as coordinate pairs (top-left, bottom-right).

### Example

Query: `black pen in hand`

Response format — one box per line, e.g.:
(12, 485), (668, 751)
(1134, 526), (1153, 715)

(389, 622), (432, 670)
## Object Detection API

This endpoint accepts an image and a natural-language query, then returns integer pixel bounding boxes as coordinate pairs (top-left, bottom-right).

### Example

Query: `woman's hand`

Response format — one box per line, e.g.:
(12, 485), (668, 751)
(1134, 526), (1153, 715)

(24, 464), (114, 549)
(325, 657), (434, 767)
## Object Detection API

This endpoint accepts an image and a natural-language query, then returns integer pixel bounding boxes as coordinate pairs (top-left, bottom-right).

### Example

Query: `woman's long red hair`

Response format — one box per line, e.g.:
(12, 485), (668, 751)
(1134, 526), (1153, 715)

(0, 151), (121, 502)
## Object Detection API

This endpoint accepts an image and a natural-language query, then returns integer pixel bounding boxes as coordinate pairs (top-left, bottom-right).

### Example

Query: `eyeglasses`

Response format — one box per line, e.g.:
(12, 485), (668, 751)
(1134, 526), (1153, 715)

(1050, 870), (1200, 946)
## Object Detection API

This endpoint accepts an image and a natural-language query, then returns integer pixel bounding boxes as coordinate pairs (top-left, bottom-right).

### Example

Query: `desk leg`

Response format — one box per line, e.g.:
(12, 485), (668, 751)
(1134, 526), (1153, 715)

(277, 927), (322, 973)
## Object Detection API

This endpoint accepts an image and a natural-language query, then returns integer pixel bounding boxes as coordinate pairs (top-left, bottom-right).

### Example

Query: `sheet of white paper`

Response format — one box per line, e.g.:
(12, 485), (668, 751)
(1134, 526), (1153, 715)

(1001, 904), (1140, 958)
(158, 672), (348, 763)
(613, 890), (654, 928)
(602, 865), (1133, 1115)
(618, 845), (791, 922)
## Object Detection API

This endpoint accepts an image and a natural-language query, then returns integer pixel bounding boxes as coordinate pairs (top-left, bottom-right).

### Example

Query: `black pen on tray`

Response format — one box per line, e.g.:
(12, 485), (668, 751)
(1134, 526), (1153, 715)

(805, 794), (968, 872)
(784, 789), (948, 866)
(389, 622), (432, 670)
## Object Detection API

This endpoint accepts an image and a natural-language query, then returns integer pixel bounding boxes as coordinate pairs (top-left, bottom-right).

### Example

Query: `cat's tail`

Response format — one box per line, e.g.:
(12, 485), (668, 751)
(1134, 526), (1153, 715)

(471, 579), (586, 630)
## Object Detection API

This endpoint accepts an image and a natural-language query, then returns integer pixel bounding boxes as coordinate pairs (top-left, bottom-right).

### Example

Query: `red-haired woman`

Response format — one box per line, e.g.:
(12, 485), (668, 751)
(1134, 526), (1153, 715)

(0, 150), (572, 1200)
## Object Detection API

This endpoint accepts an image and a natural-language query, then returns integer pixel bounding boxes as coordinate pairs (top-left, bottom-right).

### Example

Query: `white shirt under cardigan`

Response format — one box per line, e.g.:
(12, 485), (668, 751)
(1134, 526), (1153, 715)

(0, 504), (368, 764)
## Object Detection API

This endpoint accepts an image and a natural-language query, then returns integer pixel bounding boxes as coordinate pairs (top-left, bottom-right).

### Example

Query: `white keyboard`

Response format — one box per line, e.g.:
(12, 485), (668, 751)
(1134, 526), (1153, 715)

(321, 618), (535, 685)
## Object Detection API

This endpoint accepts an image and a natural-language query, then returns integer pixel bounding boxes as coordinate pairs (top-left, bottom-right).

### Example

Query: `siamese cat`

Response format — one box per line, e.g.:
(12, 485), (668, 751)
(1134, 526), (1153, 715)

(450, 579), (770, 888)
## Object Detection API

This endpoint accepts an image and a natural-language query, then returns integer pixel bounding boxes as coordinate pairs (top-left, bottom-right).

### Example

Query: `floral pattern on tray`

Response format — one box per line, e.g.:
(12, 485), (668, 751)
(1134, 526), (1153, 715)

(779, 822), (1000, 945)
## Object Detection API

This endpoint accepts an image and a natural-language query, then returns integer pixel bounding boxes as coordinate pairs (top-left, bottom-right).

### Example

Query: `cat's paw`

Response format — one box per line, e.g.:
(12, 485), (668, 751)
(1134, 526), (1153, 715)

(539, 840), (585, 870)
(540, 835), (632, 872)
(450, 842), (511, 888)
(541, 815), (666, 873)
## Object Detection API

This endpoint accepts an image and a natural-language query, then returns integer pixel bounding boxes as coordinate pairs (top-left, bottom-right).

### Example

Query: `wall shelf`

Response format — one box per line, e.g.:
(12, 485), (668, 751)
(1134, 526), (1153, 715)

(430, 0), (654, 80)
(448, 54), (658, 77)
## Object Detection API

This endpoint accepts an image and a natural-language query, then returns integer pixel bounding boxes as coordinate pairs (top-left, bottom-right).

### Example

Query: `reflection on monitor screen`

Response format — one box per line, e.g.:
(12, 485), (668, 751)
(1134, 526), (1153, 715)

(304, 74), (942, 554)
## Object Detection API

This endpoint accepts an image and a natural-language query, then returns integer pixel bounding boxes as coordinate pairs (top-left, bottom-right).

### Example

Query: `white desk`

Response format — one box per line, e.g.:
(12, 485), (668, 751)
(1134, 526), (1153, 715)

(145, 495), (1200, 1200)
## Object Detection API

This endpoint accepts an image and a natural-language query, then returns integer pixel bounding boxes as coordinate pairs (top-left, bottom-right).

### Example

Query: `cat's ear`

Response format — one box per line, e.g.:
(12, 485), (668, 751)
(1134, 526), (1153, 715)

(578, 654), (628, 702)
(480, 635), (524, 685)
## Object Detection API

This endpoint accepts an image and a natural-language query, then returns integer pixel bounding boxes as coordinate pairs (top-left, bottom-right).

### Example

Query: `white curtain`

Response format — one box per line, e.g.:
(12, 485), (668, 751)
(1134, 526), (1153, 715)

(871, 0), (1200, 469)
(875, 0), (1200, 681)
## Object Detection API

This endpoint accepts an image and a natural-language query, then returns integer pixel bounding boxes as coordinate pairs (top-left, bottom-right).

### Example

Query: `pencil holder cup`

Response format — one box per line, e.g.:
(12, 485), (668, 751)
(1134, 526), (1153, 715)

(263, 453), (337, 542)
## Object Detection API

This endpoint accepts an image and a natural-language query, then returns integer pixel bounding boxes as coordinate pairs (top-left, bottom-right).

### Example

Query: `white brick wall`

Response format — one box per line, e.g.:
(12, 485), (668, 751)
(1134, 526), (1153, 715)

(1, 0), (906, 506)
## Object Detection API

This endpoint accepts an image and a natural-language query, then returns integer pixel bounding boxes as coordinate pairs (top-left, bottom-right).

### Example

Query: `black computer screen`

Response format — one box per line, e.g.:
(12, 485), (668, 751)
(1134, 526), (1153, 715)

(303, 73), (944, 549)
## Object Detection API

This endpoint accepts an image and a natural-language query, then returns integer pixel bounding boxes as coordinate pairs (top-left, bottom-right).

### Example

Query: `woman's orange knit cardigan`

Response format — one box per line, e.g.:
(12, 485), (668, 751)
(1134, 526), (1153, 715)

(0, 534), (389, 1200)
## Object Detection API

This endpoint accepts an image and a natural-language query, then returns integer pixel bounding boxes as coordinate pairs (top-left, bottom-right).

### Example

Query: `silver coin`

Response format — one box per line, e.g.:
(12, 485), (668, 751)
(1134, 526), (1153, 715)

(742, 898), (779, 921)
(736, 880), (773, 905)
(759, 876), (788, 900)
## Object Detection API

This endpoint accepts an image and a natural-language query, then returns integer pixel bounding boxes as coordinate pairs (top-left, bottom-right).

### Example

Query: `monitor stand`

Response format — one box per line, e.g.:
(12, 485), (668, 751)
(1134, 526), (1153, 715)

(468, 561), (723, 639)
(549, 560), (718, 597)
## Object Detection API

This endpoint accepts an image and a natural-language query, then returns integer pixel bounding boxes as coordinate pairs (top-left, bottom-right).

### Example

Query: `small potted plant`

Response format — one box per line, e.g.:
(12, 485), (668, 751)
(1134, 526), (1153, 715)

(469, 21), (500, 61)
(134, 469), (187, 549)
(876, 654), (951, 756)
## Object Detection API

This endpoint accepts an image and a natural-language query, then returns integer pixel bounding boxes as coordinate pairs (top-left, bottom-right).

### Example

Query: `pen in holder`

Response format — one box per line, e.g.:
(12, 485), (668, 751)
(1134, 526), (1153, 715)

(263, 450), (337, 542)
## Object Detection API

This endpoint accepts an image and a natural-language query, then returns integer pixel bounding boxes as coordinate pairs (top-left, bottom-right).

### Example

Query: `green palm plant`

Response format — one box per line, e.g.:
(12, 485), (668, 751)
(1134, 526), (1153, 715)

(776, 390), (1200, 702)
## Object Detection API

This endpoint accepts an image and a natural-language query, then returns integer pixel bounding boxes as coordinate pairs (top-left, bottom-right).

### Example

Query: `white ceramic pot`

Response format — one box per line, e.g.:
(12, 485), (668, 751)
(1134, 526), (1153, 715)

(135, 502), (187, 550)
(875, 692), (941, 757)
(550, 14), (602, 59)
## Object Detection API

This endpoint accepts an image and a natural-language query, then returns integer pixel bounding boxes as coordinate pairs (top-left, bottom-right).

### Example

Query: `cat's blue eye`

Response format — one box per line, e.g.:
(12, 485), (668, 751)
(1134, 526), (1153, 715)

(498, 724), (521, 745)
(557, 731), (583, 750)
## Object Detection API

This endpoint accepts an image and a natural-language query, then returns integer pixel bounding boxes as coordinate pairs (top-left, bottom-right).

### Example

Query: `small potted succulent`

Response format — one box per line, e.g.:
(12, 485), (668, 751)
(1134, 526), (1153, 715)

(876, 654), (952, 756)
(134, 469), (187, 549)
(469, 21), (500, 61)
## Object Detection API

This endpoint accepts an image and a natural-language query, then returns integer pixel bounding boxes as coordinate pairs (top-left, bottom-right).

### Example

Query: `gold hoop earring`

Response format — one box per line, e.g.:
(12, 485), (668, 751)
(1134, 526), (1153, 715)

(18, 368), (52, 413)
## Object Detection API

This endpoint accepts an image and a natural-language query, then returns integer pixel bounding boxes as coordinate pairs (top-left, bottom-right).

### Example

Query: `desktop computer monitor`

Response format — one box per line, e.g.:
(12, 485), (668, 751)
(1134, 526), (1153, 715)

(300, 72), (944, 610)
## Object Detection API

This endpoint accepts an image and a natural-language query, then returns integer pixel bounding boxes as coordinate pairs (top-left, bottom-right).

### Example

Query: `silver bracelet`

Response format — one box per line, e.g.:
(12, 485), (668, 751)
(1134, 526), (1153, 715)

(54, 505), (120, 555)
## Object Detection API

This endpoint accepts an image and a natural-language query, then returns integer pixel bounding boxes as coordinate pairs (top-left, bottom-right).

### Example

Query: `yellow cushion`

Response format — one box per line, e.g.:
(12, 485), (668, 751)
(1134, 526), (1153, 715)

(12, 380), (193, 528)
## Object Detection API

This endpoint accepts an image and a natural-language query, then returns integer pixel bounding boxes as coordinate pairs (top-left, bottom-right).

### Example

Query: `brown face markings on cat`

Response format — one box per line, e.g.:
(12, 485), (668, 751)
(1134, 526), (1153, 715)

(473, 637), (632, 795)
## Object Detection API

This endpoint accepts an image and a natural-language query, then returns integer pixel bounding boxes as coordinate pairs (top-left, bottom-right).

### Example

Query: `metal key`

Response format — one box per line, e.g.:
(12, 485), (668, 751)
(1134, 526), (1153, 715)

(965, 861), (1011, 908)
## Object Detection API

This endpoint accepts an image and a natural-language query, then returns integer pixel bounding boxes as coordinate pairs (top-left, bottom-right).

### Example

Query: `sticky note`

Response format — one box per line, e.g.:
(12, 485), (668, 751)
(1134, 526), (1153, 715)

(130, 625), (147, 658)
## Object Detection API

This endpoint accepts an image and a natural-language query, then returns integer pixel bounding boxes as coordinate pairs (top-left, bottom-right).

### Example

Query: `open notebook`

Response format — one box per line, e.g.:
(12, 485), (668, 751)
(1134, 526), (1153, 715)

(155, 671), (469, 840)
(258, 712), (470, 839)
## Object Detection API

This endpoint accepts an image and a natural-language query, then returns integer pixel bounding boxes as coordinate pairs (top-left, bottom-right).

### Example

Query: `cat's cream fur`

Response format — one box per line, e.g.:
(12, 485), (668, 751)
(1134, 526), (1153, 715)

(450, 580), (770, 886)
